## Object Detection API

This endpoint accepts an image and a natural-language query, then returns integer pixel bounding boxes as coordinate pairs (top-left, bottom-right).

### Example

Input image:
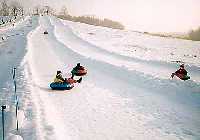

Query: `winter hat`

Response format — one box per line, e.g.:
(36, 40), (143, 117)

(57, 71), (62, 74)
(180, 64), (184, 68)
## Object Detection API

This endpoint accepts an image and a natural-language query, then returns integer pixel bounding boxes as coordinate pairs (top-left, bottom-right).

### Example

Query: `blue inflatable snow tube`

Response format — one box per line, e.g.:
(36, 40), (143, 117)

(50, 82), (74, 90)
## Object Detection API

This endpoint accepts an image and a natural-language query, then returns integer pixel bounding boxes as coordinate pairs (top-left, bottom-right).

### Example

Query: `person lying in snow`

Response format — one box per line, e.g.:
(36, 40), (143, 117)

(171, 64), (189, 80)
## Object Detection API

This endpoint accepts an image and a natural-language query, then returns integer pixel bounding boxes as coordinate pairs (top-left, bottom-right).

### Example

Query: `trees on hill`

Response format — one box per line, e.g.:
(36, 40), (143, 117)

(57, 7), (125, 30)
(0, 0), (24, 16)
(189, 27), (200, 41)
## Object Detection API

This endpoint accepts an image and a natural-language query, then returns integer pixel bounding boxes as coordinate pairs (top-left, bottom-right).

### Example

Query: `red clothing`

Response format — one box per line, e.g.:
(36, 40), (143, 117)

(66, 78), (77, 84)
(175, 68), (187, 75)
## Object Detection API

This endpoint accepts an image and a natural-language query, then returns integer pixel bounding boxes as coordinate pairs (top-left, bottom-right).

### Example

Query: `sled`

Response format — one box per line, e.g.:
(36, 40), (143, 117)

(50, 82), (74, 90)
(71, 68), (87, 76)
(171, 73), (190, 81)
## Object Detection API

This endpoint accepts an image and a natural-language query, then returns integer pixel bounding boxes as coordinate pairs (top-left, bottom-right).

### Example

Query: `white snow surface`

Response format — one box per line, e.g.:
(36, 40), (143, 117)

(0, 16), (200, 140)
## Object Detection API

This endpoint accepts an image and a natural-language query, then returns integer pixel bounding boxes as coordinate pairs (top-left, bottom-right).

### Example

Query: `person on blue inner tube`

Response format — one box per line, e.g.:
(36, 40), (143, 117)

(54, 70), (82, 84)
(54, 71), (65, 83)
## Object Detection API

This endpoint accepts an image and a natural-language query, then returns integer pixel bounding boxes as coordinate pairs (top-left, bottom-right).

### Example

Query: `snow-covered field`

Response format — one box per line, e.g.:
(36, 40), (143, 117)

(0, 15), (200, 140)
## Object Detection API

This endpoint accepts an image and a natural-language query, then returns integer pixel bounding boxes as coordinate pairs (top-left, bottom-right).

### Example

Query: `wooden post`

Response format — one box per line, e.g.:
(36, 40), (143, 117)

(1, 105), (6, 140)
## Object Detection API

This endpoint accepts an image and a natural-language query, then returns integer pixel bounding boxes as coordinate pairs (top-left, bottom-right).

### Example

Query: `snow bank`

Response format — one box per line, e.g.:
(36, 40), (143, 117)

(0, 16), (38, 140)
(7, 134), (23, 140)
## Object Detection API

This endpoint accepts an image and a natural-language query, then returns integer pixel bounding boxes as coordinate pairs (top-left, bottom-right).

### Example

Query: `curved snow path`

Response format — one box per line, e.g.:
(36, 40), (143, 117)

(27, 16), (200, 140)
(50, 17), (200, 83)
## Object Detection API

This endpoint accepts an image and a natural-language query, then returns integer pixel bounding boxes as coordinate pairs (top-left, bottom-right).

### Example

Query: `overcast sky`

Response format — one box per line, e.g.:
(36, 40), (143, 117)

(17, 0), (200, 32)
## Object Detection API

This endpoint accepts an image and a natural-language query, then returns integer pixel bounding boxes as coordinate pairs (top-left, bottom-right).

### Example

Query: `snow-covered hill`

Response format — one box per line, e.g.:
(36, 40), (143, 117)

(64, 20), (200, 67)
(0, 16), (200, 140)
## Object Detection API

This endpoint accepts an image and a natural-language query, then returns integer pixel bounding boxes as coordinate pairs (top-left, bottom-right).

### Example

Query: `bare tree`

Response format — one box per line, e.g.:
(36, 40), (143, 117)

(34, 5), (41, 15)
(189, 27), (200, 41)
(0, 0), (9, 16)
(9, 1), (22, 17)
(59, 6), (68, 16)
(43, 6), (54, 15)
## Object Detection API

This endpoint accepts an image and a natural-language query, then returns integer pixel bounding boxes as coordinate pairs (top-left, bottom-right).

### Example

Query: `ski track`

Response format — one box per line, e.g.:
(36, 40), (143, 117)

(26, 15), (200, 140)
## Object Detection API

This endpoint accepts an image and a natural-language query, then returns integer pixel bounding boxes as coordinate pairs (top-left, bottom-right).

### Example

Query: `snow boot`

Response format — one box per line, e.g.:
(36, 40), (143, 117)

(77, 77), (82, 83)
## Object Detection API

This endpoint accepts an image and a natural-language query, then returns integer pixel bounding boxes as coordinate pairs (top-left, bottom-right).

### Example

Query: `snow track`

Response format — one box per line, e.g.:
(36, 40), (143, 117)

(25, 16), (200, 140)
(1, 15), (199, 140)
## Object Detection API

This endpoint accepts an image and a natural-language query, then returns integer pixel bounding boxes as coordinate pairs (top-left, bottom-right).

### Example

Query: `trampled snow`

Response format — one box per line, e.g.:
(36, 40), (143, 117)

(0, 15), (200, 140)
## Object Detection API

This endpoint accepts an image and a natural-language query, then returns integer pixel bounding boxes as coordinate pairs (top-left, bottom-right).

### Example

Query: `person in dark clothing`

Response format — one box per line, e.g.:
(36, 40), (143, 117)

(171, 64), (188, 78)
(71, 63), (84, 78)
(74, 63), (84, 70)
(175, 64), (187, 75)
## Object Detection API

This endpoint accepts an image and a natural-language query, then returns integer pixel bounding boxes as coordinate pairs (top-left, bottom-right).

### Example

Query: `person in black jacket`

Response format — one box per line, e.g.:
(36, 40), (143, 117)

(71, 63), (84, 78)
(171, 64), (188, 78)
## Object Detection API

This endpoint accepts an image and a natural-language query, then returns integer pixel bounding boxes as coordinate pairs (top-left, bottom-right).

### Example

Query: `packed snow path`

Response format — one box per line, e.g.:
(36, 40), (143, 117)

(1, 15), (199, 140)
(26, 16), (200, 140)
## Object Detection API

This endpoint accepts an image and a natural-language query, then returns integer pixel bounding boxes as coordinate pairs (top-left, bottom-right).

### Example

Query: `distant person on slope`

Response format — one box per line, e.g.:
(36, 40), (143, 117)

(171, 64), (189, 80)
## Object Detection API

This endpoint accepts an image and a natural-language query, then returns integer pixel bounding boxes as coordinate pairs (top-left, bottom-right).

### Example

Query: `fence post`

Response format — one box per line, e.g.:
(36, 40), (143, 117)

(1, 105), (6, 140)
(15, 97), (19, 131)
(12, 67), (19, 131)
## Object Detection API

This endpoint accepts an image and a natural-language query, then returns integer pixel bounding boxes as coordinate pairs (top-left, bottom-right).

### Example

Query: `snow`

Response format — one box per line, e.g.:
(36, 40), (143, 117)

(0, 16), (38, 140)
(0, 15), (200, 140)
(63, 20), (200, 67)
(7, 134), (23, 140)
(0, 16), (25, 31)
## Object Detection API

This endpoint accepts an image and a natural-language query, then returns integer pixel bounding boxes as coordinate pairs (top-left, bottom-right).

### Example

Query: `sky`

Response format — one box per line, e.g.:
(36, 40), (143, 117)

(18, 0), (200, 33)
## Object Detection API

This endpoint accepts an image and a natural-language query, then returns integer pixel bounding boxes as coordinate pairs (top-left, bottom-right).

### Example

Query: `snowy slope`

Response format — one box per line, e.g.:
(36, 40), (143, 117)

(0, 15), (200, 140)
(57, 19), (200, 83)
(0, 16), (38, 140)
(64, 20), (200, 67)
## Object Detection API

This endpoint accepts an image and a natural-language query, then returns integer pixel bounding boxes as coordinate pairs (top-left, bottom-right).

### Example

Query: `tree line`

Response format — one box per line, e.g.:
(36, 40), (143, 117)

(188, 27), (200, 41)
(57, 6), (125, 30)
(0, 0), (24, 25)
(1, 2), (125, 30)
(30, 5), (124, 30)
(58, 14), (125, 30)
(0, 0), (24, 17)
